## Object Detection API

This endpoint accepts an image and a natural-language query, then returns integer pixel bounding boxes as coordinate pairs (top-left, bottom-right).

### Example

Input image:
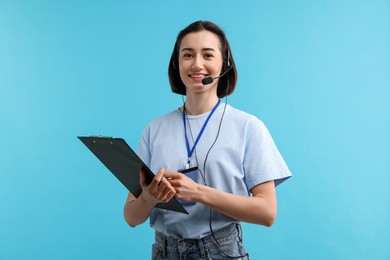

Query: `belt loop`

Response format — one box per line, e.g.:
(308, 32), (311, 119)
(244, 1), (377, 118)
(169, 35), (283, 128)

(236, 223), (243, 242)
(161, 233), (167, 258)
(197, 239), (206, 258)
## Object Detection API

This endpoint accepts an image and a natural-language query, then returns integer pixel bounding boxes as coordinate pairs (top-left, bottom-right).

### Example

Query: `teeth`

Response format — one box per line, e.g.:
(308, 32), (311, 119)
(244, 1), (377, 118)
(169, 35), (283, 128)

(191, 75), (205, 78)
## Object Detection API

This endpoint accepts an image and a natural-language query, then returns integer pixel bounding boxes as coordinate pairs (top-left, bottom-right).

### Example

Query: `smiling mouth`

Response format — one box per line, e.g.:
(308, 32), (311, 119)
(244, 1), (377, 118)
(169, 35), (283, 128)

(189, 74), (208, 79)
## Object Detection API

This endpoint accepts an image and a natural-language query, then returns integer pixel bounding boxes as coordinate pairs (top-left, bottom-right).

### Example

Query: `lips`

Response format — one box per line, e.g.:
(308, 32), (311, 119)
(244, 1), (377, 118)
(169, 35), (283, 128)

(188, 73), (208, 81)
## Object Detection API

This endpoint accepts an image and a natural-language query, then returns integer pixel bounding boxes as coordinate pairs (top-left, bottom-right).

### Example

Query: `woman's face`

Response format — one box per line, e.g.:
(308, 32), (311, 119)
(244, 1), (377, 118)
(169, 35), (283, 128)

(178, 30), (223, 96)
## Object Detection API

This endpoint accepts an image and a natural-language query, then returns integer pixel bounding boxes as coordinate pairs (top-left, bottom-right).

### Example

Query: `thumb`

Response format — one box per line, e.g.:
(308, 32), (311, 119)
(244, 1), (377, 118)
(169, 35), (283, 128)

(139, 168), (148, 187)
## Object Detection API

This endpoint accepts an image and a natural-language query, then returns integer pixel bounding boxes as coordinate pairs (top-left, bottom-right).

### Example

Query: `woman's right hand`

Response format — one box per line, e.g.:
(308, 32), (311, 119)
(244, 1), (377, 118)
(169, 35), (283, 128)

(139, 168), (176, 206)
(124, 168), (176, 227)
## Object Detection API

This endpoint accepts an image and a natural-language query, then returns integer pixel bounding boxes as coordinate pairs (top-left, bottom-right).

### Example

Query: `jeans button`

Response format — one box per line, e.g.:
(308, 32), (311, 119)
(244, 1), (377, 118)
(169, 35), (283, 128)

(178, 240), (187, 250)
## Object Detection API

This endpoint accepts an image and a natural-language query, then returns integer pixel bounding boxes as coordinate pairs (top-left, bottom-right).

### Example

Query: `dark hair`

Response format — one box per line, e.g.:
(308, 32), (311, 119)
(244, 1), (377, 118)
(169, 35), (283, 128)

(168, 20), (237, 98)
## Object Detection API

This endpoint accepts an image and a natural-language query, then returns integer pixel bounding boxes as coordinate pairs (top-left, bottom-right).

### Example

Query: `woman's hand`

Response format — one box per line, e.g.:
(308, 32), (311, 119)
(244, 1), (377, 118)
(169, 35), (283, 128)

(163, 170), (200, 202)
(124, 168), (176, 228)
(139, 168), (176, 206)
(164, 170), (277, 226)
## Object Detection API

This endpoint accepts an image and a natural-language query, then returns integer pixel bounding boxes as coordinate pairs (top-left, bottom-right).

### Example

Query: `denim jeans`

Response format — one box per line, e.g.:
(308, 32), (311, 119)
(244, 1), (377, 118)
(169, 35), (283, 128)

(152, 223), (249, 260)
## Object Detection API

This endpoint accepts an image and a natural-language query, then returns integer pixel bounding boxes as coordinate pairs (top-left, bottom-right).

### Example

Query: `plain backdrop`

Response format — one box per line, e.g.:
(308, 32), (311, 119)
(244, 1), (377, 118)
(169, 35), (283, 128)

(1, 0), (389, 259)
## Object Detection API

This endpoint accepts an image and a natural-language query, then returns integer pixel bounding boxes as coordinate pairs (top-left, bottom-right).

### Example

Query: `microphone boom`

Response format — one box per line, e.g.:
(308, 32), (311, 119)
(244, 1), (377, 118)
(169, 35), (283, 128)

(201, 66), (232, 85)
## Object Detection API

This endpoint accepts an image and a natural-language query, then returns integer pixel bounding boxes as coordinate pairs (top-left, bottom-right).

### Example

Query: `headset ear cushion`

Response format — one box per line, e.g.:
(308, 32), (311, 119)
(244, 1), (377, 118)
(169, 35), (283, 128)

(225, 58), (231, 71)
(226, 49), (231, 69)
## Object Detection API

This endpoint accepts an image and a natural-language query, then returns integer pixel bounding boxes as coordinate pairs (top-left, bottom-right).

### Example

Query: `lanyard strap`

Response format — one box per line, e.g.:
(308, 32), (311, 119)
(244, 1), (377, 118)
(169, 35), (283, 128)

(183, 99), (221, 163)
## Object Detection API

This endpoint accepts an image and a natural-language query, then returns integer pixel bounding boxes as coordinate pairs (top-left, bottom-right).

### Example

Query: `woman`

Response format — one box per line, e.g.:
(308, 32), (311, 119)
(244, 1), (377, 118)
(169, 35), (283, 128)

(124, 20), (292, 259)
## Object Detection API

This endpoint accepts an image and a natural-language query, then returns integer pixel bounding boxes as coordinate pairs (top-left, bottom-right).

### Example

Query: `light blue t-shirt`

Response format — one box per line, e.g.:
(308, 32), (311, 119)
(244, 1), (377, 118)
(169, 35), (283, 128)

(137, 103), (292, 239)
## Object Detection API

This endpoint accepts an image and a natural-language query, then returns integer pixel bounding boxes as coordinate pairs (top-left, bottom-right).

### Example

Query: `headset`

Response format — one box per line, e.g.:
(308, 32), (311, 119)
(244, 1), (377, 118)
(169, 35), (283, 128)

(173, 45), (233, 96)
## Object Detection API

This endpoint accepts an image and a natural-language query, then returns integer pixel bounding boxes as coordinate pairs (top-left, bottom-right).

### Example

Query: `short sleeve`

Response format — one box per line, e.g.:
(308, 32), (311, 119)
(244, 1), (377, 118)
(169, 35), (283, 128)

(137, 126), (151, 168)
(243, 118), (292, 190)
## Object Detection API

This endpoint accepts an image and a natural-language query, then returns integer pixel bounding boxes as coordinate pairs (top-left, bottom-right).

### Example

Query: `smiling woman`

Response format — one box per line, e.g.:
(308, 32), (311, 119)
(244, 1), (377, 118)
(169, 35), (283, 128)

(178, 31), (224, 114)
(1, 1), (389, 259)
(168, 21), (238, 99)
(123, 20), (292, 260)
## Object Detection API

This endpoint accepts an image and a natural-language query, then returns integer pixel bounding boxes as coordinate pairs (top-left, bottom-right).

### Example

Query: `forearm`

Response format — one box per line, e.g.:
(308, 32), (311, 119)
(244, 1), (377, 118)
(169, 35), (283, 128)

(194, 183), (277, 226)
(123, 193), (154, 227)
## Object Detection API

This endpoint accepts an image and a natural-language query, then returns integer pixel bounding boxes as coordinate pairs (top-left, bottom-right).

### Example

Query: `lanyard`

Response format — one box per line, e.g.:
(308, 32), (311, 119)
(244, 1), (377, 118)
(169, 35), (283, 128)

(183, 99), (221, 168)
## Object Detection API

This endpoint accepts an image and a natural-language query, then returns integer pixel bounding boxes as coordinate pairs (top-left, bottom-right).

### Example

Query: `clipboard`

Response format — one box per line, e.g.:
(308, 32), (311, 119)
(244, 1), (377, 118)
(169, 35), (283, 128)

(78, 136), (188, 214)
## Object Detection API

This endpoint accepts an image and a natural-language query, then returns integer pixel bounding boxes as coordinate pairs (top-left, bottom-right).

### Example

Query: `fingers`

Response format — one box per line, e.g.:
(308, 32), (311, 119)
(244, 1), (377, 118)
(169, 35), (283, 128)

(153, 181), (176, 203)
(163, 170), (182, 179)
(140, 168), (168, 188)
(140, 168), (195, 204)
(159, 185), (176, 203)
(152, 168), (166, 187)
(143, 168), (176, 203)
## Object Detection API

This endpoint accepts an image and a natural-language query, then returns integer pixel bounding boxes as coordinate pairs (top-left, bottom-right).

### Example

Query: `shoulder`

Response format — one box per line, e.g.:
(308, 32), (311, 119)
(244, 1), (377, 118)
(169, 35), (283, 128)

(225, 104), (267, 131)
(141, 109), (181, 137)
(145, 109), (180, 128)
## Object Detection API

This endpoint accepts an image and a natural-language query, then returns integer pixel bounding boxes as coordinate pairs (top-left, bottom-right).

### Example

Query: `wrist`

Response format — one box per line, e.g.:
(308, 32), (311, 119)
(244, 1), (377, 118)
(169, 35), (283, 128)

(139, 192), (157, 208)
(193, 183), (206, 203)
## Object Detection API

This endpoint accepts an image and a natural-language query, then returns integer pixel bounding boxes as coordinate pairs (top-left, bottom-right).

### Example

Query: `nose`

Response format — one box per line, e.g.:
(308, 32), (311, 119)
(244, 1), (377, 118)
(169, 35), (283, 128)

(191, 55), (203, 70)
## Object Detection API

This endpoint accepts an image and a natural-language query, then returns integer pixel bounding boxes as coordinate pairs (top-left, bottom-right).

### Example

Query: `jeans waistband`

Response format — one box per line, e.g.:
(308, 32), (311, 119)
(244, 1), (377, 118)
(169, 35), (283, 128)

(154, 223), (242, 258)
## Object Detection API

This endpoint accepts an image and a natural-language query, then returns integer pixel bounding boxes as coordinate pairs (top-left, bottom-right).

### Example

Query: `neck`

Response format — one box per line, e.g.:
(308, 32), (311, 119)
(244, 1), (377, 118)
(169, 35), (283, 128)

(184, 93), (219, 115)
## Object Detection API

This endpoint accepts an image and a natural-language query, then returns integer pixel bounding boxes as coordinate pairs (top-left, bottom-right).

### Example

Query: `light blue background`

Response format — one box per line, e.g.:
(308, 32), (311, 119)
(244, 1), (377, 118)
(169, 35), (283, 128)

(1, 1), (389, 259)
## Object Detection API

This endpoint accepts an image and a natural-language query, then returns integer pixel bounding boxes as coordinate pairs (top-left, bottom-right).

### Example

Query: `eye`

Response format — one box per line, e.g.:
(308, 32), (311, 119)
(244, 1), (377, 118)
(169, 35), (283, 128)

(204, 53), (214, 59)
(182, 53), (193, 58)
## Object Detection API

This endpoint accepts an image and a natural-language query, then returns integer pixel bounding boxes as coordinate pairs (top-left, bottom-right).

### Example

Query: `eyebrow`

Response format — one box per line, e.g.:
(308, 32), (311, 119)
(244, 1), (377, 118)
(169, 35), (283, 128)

(180, 48), (217, 52)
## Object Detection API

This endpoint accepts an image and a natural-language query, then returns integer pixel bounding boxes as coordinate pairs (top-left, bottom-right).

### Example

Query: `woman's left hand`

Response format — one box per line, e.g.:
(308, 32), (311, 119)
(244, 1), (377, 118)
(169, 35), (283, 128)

(163, 170), (200, 203)
(165, 170), (277, 226)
